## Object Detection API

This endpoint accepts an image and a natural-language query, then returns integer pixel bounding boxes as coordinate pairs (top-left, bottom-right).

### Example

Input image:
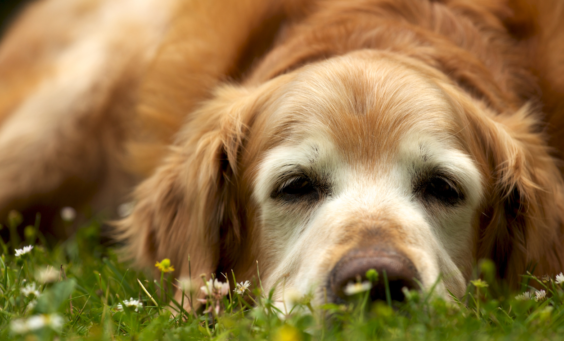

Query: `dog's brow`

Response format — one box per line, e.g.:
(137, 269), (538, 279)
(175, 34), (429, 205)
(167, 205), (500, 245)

(308, 145), (320, 164)
(281, 163), (299, 170)
(275, 164), (301, 179)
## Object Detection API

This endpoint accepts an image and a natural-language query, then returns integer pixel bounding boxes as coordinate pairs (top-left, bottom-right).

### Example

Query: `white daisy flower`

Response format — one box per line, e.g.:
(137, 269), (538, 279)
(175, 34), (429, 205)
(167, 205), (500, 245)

(21, 283), (40, 298)
(235, 281), (250, 295)
(35, 266), (59, 284)
(515, 291), (531, 300)
(284, 287), (303, 305)
(117, 202), (135, 218)
(48, 314), (64, 331)
(14, 245), (34, 257)
(214, 279), (230, 296)
(30, 314), (63, 331)
(535, 290), (547, 302)
(344, 281), (372, 296)
(201, 279), (230, 297)
(11, 314), (63, 334)
(117, 298), (143, 312)
(26, 316), (46, 331)
(177, 277), (195, 293)
(556, 272), (564, 285)
(10, 319), (29, 334)
(26, 300), (37, 312)
(60, 207), (76, 222)
(201, 283), (211, 296)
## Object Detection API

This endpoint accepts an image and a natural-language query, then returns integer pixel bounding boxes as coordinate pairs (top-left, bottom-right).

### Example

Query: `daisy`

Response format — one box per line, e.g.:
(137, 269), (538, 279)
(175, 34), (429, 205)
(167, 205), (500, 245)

(214, 279), (230, 296)
(201, 278), (230, 297)
(235, 281), (250, 295)
(117, 298), (143, 312)
(10, 319), (29, 334)
(35, 266), (59, 284)
(26, 315), (46, 330)
(284, 287), (303, 305)
(556, 272), (564, 285)
(199, 278), (230, 315)
(117, 202), (135, 218)
(344, 281), (372, 296)
(535, 290), (547, 302)
(14, 245), (33, 257)
(21, 283), (40, 298)
(60, 207), (76, 222)
(515, 291), (531, 300)
(11, 314), (63, 334)
(29, 314), (63, 331)
(26, 300), (37, 312)
(47, 314), (64, 331)
(177, 277), (195, 293)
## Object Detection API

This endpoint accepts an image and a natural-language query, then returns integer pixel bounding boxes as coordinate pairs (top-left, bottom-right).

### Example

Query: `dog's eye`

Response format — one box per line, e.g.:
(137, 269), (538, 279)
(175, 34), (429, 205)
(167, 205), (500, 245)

(275, 176), (319, 202)
(420, 176), (463, 206)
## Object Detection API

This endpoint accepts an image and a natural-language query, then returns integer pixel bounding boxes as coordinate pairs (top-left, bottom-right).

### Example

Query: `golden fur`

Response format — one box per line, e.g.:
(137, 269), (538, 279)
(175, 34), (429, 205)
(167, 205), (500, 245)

(1, 0), (564, 307)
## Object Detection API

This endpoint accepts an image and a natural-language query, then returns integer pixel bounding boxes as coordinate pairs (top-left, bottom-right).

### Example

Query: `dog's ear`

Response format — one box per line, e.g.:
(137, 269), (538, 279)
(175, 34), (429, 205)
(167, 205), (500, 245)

(116, 84), (262, 300)
(471, 105), (564, 285)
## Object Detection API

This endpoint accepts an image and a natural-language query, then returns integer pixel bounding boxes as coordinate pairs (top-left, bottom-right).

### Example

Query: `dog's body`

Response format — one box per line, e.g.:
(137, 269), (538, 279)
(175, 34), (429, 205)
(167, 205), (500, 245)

(2, 0), (564, 309)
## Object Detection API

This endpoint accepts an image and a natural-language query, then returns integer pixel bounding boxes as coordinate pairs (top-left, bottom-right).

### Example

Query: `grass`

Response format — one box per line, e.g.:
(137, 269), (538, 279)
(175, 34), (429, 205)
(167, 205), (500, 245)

(1, 210), (564, 340)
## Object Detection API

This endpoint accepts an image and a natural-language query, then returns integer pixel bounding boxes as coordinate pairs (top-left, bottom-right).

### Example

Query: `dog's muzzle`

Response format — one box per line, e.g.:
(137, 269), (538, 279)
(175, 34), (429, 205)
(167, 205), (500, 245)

(327, 247), (420, 303)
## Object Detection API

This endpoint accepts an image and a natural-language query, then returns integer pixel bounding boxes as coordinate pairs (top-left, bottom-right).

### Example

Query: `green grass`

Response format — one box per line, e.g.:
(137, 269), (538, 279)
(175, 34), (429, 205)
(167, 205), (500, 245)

(1, 211), (564, 340)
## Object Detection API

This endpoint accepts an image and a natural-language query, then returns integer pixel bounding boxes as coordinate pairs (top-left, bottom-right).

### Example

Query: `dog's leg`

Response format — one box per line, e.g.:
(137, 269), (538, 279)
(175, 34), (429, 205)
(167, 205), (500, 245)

(0, 0), (175, 233)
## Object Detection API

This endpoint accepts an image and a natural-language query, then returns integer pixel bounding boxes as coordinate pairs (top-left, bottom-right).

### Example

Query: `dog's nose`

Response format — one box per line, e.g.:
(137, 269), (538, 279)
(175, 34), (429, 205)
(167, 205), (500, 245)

(328, 248), (419, 303)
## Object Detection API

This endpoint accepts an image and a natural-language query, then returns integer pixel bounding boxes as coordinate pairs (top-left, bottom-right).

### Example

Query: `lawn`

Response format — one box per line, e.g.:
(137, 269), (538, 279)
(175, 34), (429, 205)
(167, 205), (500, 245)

(0, 210), (563, 340)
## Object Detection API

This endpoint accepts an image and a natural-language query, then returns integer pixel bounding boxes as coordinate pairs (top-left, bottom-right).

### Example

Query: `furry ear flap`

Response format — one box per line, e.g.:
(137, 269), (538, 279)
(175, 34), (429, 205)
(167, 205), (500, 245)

(116, 84), (259, 305)
(473, 105), (564, 286)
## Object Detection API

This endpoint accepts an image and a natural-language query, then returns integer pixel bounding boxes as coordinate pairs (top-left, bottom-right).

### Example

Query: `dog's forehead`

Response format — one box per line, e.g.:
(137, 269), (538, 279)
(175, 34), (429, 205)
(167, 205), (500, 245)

(265, 52), (463, 163)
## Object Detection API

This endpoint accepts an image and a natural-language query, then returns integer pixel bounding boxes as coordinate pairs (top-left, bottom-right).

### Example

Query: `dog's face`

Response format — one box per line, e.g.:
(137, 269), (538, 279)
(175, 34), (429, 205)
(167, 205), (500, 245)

(119, 50), (563, 310)
(243, 51), (484, 306)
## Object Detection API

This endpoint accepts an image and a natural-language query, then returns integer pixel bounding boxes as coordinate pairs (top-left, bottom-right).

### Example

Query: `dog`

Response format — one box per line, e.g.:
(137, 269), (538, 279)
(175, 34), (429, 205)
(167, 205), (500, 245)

(1, 0), (564, 310)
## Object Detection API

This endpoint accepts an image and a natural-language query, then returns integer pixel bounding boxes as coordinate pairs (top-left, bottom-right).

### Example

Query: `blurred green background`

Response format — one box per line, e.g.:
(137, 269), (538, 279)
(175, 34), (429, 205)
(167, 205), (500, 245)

(0, 0), (35, 37)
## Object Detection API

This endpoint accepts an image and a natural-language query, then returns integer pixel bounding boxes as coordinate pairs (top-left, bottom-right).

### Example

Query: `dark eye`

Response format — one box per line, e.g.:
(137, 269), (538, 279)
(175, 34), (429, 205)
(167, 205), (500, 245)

(420, 176), (463, 206)
(274, 176), (319, 202)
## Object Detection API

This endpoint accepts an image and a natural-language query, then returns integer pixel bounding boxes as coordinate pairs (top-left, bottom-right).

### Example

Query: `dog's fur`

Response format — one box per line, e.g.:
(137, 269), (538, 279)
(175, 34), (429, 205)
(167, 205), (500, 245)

(1, 0), (564, 310)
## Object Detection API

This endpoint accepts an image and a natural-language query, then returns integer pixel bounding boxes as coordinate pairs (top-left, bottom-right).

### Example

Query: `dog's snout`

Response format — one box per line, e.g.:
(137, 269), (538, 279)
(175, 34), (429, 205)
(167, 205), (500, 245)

(328, 248), (419, 303)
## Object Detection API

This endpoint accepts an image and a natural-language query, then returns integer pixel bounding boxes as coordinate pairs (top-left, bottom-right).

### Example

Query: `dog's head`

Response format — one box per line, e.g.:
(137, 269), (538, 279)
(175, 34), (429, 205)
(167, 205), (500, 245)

(118, 50), (564, 309)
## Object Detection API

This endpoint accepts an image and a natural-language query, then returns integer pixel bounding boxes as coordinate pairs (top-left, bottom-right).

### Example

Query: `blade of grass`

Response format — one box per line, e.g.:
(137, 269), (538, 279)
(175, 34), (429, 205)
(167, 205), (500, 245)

(138, 278), (160, 313)
(383, 270), (392, 307)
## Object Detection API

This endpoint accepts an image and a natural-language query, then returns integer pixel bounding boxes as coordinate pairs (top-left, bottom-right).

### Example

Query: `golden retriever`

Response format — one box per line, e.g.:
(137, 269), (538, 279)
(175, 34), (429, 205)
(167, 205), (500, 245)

(1, 0), (564, 310)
